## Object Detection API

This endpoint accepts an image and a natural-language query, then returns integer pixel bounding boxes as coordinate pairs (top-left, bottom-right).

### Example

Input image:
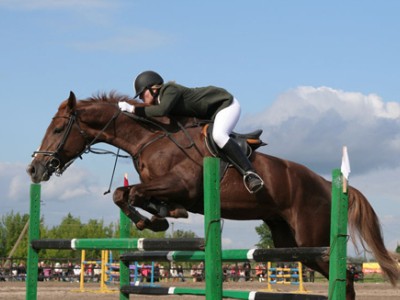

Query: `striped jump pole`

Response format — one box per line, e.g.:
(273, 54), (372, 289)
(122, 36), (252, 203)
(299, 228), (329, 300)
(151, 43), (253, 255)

(30, 237), (205, 251)
(120, 247), (329, 263)
(120, 285), (328, 300)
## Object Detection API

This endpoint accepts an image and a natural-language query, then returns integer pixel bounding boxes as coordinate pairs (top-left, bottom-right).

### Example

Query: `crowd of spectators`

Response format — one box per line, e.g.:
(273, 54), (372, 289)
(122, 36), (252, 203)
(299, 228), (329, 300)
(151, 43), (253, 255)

(1, 259), (319, 284)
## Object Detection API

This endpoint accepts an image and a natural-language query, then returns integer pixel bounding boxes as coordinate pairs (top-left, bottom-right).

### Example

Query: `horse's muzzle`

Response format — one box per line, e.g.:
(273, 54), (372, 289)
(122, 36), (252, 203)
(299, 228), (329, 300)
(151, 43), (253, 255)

(26, 160), (52, 183)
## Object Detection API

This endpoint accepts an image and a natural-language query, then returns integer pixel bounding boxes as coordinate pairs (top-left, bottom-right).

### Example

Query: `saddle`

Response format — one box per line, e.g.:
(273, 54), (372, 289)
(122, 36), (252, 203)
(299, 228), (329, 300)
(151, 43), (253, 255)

(202, 124), (267, 177)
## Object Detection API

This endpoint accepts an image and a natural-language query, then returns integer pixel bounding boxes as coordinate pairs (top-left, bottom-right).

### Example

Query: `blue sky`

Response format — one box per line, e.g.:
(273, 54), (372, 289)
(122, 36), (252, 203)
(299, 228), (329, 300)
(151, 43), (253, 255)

(1, 1), (399, 255)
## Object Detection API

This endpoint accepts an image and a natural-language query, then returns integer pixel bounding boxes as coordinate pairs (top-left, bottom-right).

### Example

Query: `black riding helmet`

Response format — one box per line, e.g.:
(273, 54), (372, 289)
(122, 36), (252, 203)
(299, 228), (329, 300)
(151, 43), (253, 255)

(133, 70), (164, 99)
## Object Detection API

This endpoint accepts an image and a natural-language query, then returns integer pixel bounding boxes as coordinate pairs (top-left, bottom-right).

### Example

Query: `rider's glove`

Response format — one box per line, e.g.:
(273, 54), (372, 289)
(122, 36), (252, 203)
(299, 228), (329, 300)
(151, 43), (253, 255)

(118, 101), (135, 113)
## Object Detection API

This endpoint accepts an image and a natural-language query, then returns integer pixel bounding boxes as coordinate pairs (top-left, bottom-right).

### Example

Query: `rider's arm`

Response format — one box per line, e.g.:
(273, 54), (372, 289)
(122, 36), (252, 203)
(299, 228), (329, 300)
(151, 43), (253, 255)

(135, 84), (181, 117)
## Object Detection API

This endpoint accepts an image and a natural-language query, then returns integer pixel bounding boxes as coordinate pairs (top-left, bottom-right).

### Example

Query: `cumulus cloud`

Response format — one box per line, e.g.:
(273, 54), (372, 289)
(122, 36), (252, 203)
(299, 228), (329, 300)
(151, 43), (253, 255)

(243, 86), (400, 174)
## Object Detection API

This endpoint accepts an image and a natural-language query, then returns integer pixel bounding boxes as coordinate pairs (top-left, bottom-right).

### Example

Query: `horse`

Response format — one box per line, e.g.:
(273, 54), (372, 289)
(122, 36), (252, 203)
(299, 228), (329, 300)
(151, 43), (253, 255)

(27, 91), (399, 299)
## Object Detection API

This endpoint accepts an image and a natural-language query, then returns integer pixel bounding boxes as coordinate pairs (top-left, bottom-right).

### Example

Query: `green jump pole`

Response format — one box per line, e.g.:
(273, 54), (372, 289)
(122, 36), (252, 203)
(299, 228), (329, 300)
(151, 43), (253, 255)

(26, 184), (41, 300)
(203, 157), (222, 300)
(119, 209), (131, 300)
(328, 169), (348, 300)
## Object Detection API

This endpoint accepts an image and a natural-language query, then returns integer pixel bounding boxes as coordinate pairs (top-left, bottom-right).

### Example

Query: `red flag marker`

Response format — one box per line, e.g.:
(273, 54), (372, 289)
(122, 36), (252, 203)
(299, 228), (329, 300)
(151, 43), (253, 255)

(124, 173), (129, 187)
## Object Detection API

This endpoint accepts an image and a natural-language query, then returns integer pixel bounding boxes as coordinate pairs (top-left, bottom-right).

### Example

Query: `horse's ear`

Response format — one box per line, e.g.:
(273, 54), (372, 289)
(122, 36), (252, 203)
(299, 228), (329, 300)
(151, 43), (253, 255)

(67, 91), (77, 112)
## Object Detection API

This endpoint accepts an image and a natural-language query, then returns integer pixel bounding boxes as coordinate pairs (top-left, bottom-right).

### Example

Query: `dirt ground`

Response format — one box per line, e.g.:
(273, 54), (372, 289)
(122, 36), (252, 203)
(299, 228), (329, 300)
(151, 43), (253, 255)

(1, 280), (399, 300)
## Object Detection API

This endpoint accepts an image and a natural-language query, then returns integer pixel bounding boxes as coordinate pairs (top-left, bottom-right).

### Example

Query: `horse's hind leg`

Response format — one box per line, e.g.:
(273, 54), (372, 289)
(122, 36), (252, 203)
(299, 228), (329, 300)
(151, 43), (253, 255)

(113, 186), (169, 232)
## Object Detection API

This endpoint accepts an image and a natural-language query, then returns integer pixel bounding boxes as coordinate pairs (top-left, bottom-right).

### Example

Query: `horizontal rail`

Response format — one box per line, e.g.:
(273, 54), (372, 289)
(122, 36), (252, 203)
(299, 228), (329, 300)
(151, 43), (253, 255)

(31, 238), (205, 251)
(120, 247), (329, 263)
(120, 285), (328, 299)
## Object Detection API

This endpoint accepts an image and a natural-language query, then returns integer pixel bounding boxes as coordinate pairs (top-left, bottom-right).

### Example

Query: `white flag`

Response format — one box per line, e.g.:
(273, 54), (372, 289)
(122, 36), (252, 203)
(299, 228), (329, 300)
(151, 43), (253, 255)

(341, 146), (351, 180)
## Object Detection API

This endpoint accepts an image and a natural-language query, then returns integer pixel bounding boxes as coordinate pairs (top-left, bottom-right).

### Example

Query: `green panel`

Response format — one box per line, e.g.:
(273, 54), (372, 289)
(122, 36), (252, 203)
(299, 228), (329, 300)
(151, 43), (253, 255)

(328, 169), (348, 300)
(74, 238), (138, 250)
(203, 157), (222, 300)
(119, 210), (131, 300)
(26, 184), (41, 300)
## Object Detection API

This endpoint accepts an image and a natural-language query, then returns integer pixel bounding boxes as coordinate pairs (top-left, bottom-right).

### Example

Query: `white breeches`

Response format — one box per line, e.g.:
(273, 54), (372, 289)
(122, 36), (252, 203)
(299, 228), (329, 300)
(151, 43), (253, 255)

(212, 98), (241, 148)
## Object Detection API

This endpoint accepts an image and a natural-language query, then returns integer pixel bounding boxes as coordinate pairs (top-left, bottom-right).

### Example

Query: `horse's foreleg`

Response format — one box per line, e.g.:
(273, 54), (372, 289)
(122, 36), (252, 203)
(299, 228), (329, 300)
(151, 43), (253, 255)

(129, 178), (190, 219)
(113, 186), (169, 232)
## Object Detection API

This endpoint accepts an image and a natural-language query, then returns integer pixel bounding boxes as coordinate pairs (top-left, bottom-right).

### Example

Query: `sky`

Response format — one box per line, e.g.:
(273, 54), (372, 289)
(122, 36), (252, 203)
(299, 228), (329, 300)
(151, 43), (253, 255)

(0, 1), (399, 257)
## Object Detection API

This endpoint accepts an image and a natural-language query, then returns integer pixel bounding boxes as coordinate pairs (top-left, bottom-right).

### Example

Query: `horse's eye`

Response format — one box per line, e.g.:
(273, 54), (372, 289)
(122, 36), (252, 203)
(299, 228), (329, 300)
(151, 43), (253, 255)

(53, 127), (64, 134)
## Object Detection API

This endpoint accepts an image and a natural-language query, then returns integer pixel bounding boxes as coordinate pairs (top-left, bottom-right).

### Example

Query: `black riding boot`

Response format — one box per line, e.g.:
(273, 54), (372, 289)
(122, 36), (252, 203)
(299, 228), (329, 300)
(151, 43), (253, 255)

(221, 139), (264, 193)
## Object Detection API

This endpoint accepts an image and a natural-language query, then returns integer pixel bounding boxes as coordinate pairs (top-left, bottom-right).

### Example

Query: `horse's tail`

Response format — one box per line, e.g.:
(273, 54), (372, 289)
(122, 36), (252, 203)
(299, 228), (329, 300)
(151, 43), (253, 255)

(348, 187), (400, 285)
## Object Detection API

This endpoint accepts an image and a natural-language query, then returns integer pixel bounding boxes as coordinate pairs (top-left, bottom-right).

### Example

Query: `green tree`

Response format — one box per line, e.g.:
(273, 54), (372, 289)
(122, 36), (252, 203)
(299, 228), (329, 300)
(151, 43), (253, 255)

(255, 223), (274, 249)
(396, 244), (400, 254)
(44, 213), (85, 259)
(167, 229), (197, 238)
(0, 211), (31, 258)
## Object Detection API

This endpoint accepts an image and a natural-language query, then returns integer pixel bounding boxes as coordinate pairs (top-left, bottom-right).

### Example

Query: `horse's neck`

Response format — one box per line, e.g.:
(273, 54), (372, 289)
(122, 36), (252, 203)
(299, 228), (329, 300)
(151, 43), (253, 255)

(82, 102), (206, 156)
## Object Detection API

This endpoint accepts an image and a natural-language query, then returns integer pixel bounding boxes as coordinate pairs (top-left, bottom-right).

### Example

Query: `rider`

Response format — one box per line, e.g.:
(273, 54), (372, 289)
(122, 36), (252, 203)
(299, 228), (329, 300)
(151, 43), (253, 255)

(118, 70), (263, 193)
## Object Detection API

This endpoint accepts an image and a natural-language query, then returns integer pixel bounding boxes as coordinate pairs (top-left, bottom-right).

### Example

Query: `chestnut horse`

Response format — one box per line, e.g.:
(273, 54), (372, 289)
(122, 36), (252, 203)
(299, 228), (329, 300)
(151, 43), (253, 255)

(27, 92), (399, 299)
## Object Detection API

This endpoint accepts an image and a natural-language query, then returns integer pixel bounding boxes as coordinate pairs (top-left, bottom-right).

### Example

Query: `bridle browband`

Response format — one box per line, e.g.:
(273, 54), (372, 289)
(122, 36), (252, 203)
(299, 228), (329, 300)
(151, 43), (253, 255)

(32, 109), (125, 176)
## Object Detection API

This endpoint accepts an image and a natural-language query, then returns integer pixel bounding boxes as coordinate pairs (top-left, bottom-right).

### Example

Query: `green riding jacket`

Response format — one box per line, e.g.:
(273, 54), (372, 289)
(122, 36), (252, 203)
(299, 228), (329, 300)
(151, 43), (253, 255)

(134, 82), (233, 120)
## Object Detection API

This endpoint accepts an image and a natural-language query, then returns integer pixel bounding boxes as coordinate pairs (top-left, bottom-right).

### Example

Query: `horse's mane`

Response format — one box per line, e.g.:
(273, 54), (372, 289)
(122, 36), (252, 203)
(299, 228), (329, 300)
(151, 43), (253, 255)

(84, 91), (145, 106)
(74, 91), (208, 127)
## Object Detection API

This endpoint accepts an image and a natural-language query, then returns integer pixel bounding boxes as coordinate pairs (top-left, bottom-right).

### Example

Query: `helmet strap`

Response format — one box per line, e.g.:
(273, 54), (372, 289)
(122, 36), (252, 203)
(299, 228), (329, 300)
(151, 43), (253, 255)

(148, 87), (160, 103)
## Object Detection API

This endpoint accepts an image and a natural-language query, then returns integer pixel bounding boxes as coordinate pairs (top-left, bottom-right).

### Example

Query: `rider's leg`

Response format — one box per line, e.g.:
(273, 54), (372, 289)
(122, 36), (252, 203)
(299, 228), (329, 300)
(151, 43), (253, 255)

(213, 98), (264, 193)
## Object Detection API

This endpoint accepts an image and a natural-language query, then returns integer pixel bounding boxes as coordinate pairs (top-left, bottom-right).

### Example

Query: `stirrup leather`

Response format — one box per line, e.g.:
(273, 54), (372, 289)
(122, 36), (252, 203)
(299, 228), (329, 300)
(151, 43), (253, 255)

(243, 171), (264, 194)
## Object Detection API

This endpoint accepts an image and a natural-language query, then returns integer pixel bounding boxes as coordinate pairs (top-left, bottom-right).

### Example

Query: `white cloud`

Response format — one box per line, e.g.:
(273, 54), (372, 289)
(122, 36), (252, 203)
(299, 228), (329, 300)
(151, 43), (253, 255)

(244, 86), (400, 174)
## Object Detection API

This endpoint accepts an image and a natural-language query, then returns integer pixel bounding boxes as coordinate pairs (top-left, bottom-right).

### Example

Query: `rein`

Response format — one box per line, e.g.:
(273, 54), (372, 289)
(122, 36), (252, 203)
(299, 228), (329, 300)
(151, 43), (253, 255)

(122, 112), (206, 163)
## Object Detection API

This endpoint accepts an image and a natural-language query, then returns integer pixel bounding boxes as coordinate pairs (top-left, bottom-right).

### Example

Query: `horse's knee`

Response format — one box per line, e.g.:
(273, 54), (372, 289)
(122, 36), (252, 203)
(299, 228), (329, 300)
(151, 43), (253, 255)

(113, 187), (128, 205)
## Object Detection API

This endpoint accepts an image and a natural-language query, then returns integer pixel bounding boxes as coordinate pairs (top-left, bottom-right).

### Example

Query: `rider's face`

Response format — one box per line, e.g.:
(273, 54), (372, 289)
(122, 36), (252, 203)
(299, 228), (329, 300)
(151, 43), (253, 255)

(141, 89), (156, 105)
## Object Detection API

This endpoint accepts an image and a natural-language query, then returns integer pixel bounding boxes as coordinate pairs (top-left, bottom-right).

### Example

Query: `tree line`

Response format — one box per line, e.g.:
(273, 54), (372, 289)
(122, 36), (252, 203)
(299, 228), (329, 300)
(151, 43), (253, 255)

(2, 211), (397, 263)
(0, 211), (197, 260)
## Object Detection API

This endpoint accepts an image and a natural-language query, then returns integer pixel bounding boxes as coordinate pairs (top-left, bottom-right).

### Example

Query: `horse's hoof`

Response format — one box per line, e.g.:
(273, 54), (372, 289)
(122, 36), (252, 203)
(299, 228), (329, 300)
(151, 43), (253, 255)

(169, 207), (189, 218)
(135, 220), (147, 231)
(148, 216), (170, 232)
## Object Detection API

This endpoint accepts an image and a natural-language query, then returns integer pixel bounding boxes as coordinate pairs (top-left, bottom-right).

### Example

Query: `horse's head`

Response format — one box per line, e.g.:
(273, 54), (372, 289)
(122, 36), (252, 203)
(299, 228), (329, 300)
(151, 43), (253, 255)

(27, 91), (89, 183)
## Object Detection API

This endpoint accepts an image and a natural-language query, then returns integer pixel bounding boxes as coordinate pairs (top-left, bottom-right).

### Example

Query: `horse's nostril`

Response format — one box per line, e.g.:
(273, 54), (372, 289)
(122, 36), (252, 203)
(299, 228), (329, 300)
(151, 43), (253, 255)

(26, 165), (35, 176)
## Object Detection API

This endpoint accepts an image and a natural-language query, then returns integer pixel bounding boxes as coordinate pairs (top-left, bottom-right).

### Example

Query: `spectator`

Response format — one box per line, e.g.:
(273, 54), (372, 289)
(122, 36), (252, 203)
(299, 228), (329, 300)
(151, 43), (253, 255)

(255, 263), (265, 282)
(73, 263), (81, 282)
(43, 263), (52, 281)
(170, 264), (178, 282)
(159, 265), (168, 282)
(37, 262), (44, 281)
(177, 265), (185, 282)
(153, 263), (160, 282)
(93, 263), (101, 282)
(17, 262), (26, 281)
(54, 262), (62, 281)
(66, 262), (74, 282)
(222, 264), (229, 282)
(243, 262), (251, 281)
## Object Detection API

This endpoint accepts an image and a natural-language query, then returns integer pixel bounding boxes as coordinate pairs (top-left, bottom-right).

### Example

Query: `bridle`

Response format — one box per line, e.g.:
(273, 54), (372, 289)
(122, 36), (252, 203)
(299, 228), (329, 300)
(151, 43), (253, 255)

(32, 109), (123, 176)
(31, 103), (205, 178)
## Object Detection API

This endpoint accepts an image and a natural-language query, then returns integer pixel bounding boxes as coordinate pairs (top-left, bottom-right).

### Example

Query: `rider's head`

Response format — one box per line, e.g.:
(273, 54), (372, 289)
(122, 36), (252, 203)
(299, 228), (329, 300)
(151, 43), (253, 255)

(133, 71), (164, 103)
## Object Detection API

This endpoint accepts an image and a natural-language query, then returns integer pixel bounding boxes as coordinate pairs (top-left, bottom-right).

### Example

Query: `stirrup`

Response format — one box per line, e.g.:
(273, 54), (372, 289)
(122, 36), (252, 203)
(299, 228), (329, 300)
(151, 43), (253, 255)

(243, 171), (264, 194)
